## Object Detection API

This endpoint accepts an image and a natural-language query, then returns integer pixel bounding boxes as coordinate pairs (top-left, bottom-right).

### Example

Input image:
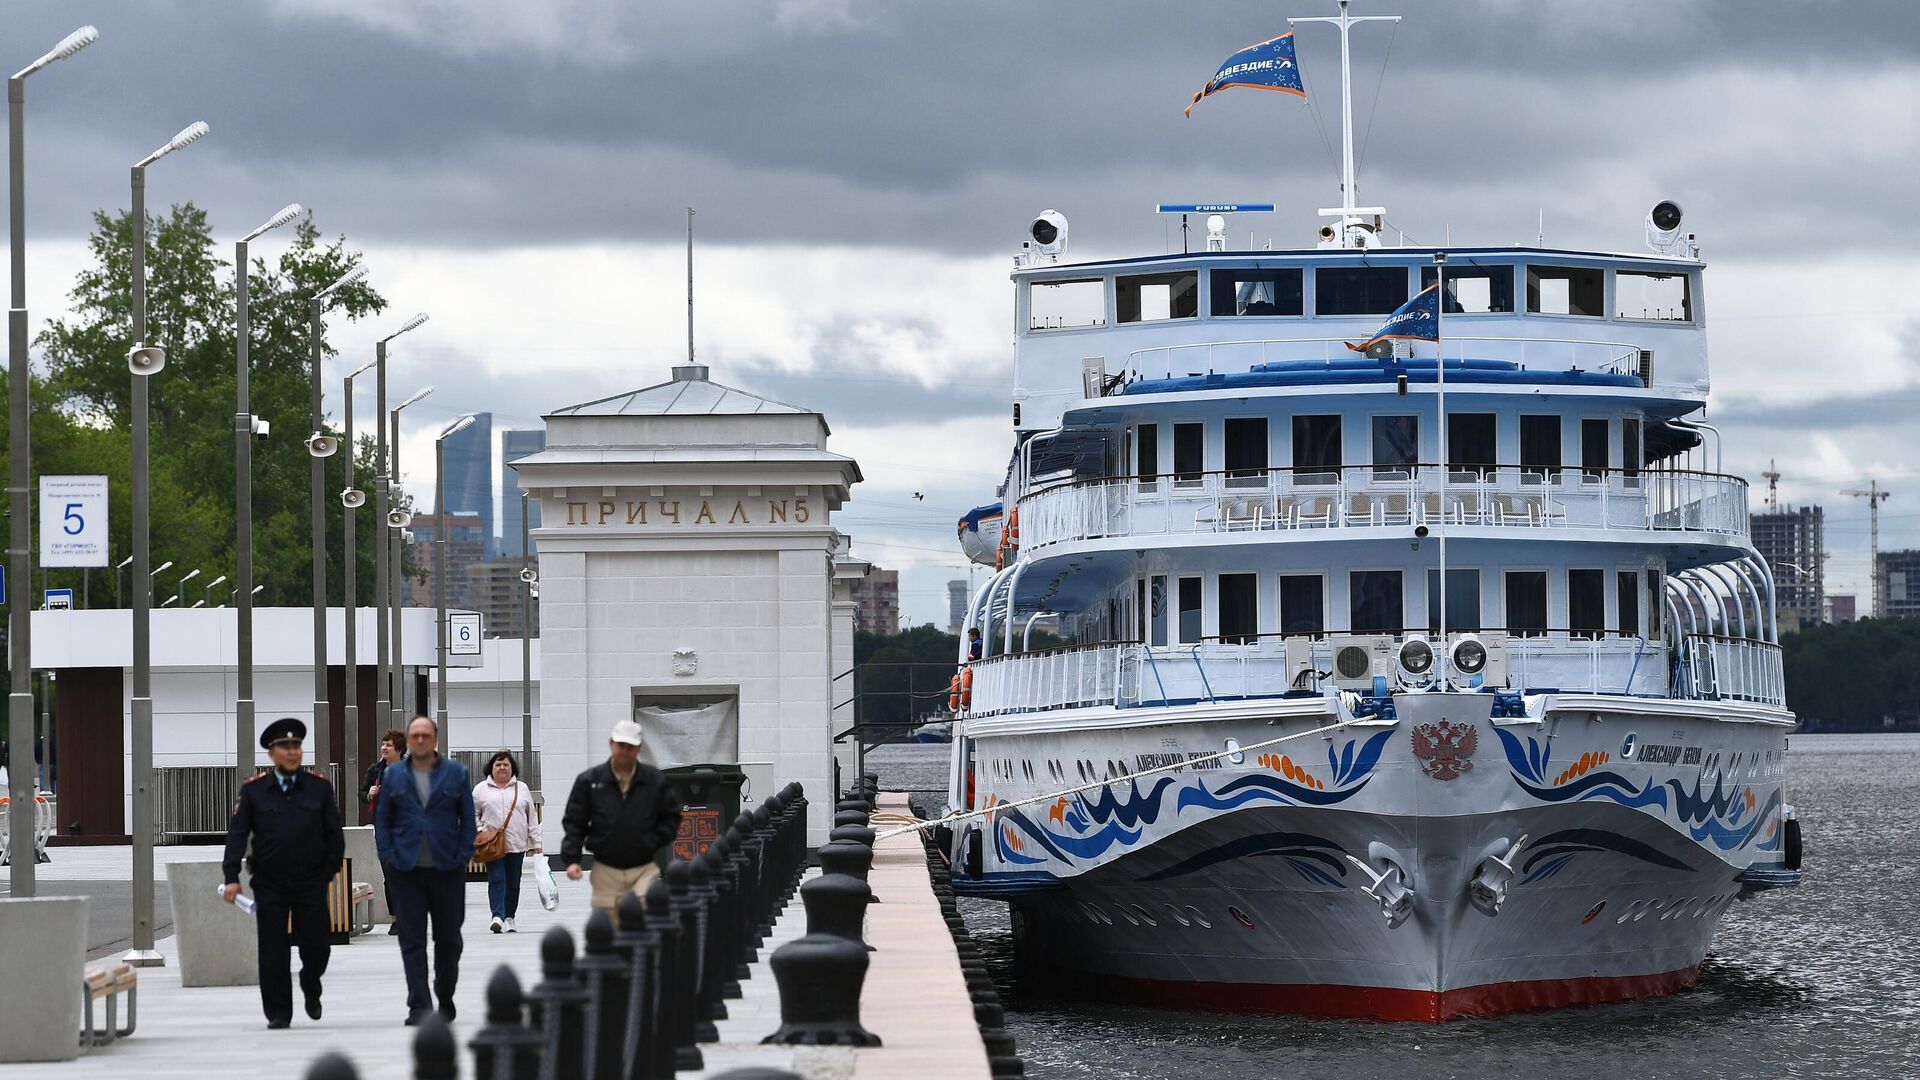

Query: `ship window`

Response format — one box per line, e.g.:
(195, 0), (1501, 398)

(1427, 568), (1481, 634)
(1582, 418), (1609, 479)
(1569, 569), (1606, 639)
(1136, 422), (1160, 483)
(1219, 574), (1259, 644)
(1280, 575), (1325, 636)
(1618, 571), (1641, 638)
(1505, 571), (1549, 638)
(1146, 575), (1169, 647)
(1117, 271), (1199, 323)
(1173, 422), (1204, 483)
(1028, 277), (1106, 331)
(1349, 571), (1403, 633)
(1372, 415), (1419, 478)
(1520, 415), (1562, 478)
(1421, 265), (1515, 313)
(1292, 415), (1342, 481)
(1448, 413), (1497, 478)
(1615, 270), (1693, 322)
(1526, 265), (1604, 317)
(1315, 266), (1409, 315)
(1648, 571), (1663, 639)
(1621, 419), (1642, 480)
(1178, 576), (1204, 644)
(1210, 268), (1304, 316)
(1225, 418), (1269, 483)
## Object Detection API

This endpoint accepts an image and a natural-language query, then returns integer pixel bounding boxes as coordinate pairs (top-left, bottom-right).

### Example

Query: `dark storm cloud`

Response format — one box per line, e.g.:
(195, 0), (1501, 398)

(4, 0), (1918, 258)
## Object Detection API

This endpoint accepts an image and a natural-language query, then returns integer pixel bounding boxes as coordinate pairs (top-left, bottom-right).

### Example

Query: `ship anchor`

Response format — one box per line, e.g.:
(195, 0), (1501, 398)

(1345, 848), (1414, 929)
(1468, 834), (1531, 917)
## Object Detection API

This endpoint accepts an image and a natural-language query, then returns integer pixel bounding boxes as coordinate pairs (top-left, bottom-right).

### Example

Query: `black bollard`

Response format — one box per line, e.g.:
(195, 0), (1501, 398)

(706, 838), (745, 1000)
(528, 926), (591, 1080)
(730, 814), (763, 967)
(305, 1053), (360, 1080)
(413, 1012), (459, 1080)
(575, 907), (632, 1080)
(829, 823), (877, 846)
(470, 965), (544, 1080)
(817, 839), (873, 886)
(748, 805), (776, 944)
(613, 891), (660, 1080)
(685, 854), (727, 1035)
(664, 861), (706, 1071)
(835, 797), (872, 815)
(760, 928), (880, 1045)
(643, 878), (683, 1080)
(832, 809), (870, 829)
(795, 867), (870, 948)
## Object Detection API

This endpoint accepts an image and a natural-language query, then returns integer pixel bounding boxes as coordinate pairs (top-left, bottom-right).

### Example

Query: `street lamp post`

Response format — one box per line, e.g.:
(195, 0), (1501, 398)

(115, 555), (133, 607)
(176, 568), (201, 609)
(234, 203), (304, 796)
(204, 574), (227, 608)
(7, 22), (96, 901)
(341, 357), (378, 817)
(128, 119), (208, 969)
(389, 387), (431, 728)
(520, 491), (537, 795)
(435, 415), (477, 740)
(302, 266), (364, 808)
(370, 315), (426, 741)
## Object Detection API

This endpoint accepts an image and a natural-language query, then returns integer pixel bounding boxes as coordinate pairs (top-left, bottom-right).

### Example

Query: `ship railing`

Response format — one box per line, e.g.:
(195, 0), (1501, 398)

(1016, 462), (1749, 552)
(962, 630), (1686, 717)
(1674, 633), (1785, 707)
(1117, 335), (1643, 388)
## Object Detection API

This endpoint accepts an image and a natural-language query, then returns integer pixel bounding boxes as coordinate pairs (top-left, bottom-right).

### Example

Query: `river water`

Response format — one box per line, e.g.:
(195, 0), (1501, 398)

(865, 732), (1920, 1080)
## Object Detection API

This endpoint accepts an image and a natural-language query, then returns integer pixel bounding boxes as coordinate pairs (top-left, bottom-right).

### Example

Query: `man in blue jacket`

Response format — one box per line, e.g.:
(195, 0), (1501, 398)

(375, 715), (476, 1025)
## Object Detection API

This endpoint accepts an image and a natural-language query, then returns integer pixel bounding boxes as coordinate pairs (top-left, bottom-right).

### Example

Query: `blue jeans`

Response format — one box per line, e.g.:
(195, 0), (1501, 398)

(486, 852), (525, 919)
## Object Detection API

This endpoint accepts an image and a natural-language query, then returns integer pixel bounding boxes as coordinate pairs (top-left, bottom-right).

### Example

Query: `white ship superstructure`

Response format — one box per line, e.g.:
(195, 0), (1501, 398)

(939, 3), (1800, 1021)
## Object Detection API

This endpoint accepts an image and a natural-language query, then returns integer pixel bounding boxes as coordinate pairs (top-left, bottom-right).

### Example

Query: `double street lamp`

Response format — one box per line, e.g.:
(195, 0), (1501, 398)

(389, 386), (432, 728)
(7, 22), (98, 901)
(128, 118), (210, 969)
(340, 357), (390, 805)
(370, 315), (427, 733)
(435, 414), (478, 743)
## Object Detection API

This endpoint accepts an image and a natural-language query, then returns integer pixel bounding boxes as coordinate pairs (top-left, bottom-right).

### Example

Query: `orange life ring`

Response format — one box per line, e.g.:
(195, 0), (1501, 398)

(949, 672), (963, 712)
(960, 665), (974, 708)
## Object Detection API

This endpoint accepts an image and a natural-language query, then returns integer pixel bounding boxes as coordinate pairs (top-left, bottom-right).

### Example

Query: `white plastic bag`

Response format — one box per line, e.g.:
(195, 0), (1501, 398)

(535, 858), (560, 912)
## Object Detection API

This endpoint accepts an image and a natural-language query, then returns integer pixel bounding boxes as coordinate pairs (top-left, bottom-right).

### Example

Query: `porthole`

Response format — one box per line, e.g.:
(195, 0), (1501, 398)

(1228, 905), (1255, 929)
(1185, 906), (1213, 929)
(1582, 900), (1607, 924)
(1076, 760), (1087, 782)
(1130, 904), (1158, 927)
(1081, 902), (1112, 926)
(1633, 898), (1655, 922)
(1116, 905), (1139, 926)
(1615, 900), (1641, 925)
(1162, 904), (1192, 927)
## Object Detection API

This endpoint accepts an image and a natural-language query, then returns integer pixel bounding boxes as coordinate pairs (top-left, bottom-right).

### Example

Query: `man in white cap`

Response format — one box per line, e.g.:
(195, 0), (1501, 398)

(560, 719), (682, 909)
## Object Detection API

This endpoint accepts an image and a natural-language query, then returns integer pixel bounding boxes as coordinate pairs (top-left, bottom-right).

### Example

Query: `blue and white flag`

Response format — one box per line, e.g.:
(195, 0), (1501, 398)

(1349, 282), (1441, 352)
(1186, 31), (1306, 117)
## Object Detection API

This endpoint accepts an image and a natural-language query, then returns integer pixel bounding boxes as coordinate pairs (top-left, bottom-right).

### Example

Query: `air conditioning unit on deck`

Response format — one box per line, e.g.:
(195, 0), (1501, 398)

(1329, 635), (1395, 690)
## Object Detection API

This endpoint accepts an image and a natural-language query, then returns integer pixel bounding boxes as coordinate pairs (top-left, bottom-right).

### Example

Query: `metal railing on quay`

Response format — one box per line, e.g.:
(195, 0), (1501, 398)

(1016, 462), (1749, 551)
(1120, 334), (1644, 387)
(153, 763), (343, 842)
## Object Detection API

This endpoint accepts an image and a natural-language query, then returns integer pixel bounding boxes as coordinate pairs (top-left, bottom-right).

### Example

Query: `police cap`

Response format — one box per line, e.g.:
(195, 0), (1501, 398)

(259, 717), (307, 750)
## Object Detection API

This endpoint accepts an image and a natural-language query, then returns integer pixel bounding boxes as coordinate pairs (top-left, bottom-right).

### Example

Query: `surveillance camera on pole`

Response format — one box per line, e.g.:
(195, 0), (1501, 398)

(252, 417), (271, 441)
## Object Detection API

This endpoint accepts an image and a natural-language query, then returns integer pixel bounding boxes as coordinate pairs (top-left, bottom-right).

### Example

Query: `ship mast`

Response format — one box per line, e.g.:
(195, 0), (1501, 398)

(1292, 1), (1399, 247)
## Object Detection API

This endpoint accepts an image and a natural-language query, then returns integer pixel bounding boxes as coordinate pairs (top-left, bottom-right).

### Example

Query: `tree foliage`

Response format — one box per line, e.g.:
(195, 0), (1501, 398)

(852, 626), (960, 727)
(1781, 618), (1920, 730)
(1, 203), (396, 609)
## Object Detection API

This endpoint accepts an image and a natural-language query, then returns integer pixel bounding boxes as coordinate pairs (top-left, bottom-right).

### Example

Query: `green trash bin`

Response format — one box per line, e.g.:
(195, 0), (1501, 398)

(657, 763), (748, 867)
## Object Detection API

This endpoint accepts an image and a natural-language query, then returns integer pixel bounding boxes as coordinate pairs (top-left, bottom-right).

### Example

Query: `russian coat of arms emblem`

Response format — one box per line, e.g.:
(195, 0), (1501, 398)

(1411, 720), (1478, 781)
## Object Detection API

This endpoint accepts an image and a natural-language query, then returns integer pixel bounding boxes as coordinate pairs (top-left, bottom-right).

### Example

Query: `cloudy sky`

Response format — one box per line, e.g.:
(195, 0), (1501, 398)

(4, 0), (1918, 626)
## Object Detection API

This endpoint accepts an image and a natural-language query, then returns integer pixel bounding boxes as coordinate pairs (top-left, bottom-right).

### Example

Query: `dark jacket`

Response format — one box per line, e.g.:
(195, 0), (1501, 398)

(560, 760), (681, 870)
(222, 769), (345, 887)
(360, 760), (387, 806)
(374, 753), (477, 871)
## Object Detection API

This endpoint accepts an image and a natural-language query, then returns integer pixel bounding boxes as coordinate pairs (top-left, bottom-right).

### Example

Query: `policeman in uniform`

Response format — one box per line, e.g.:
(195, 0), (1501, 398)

(222, 717), (344, 1029)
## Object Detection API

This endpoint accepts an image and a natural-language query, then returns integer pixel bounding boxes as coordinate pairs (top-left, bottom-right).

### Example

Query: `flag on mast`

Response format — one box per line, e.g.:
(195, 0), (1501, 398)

(1186, 32), (1307, 117)
(1347, 282), (1441, 352)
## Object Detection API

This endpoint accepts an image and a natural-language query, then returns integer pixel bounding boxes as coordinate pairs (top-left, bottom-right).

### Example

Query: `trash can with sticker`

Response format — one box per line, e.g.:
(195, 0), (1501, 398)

(657, 763), (748, 867)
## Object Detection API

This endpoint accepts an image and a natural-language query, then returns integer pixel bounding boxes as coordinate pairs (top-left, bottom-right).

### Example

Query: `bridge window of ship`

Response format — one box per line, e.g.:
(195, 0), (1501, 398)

(1116, 271), (1199, 323)
(1209, 267), (1304, 317)
(1172, 422), (1205, 485)
(1279, 574), (1327, 636)
(1223, 417), (1269, 487)
(1617, 570), (1642, 637)
(1581, 418), (1611, 482)
(1447, 412), (1498, 480)
(1028, 277), (1106, 331)
(1426, 568), (1482, 634)
(1420, 263), (1515, 314)
(1292, 415), (1343, 484)
(1525, 264), (1605, 317)
(1134, 421), (1160, 491)
(1569, 569), (1608, 640)
(1371, 415), (1419, 480)
(1177, 577), (1205, 643)
(1519, 414), (1563, 483)
(1504, 571), (1551, 638)
(1314, 265), (1410, 315)
(1614, 269), (1694, 322)
(1349, 570), (1405, 634)
(1218, 573), (1260, 645)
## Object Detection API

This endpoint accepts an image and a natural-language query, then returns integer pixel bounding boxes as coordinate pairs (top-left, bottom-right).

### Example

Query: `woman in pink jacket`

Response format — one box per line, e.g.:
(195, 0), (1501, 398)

(472, 751), (541, 933)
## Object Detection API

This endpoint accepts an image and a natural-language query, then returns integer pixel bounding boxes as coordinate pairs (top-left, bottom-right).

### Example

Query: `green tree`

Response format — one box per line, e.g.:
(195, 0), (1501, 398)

(8, 203), (395, 607)
(852, 626), (961, 727)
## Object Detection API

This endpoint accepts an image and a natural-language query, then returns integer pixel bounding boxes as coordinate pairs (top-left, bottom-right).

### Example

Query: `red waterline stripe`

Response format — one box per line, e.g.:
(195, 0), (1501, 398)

(1066, 965), (1703, 1022)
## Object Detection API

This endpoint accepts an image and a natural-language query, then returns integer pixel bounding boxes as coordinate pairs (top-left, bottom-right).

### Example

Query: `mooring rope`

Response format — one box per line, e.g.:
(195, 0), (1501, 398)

(872, 710), (1368, 841)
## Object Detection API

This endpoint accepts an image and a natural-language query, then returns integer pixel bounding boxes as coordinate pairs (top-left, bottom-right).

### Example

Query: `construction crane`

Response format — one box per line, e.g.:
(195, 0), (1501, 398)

(1842, 480), (1892, 617)
(1762, 459), (1781, 510)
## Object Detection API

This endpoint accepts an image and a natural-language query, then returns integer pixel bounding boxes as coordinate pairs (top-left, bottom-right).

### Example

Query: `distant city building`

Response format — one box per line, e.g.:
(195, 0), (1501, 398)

(408, 510), (487, 610)
(1751, 505), (1824, 631)
(499, 428), (546, 558)
(1826, 594), (1856, 624)
(948, 579), (970, 635)
(468, 558), (538, 639)
(852, 568), (900, 635)
(439, 412), (495, 558)
(1876, 549), (1920, 619)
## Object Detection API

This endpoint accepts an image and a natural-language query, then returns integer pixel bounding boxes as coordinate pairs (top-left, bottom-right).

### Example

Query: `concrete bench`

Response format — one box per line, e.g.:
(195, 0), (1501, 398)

(166, 861), (258, 987)
(78, 963), (137, 1052)
(0, 897), (86, 1063)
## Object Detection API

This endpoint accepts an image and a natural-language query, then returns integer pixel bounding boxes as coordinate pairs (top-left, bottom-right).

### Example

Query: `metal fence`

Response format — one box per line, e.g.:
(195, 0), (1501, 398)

(154, 763), (343, 843)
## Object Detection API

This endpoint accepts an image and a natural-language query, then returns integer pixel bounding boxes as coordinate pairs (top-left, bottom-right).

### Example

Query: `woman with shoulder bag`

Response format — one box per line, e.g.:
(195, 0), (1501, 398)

(472, 751), (541, 933)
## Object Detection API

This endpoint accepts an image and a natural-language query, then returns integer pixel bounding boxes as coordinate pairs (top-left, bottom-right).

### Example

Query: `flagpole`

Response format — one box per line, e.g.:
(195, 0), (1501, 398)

(1434, 252), (1448, 681)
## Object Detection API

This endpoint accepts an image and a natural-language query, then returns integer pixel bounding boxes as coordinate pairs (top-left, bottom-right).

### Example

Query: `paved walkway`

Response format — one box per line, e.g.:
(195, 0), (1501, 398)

(5, 806), (990, 1079)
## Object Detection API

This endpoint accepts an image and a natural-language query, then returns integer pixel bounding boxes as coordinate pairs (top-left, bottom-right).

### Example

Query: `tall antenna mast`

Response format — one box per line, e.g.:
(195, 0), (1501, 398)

(1761, 459), (1781, 510)
(686, 207), (696, 366)
(1292, 0), (1399, 246)
(1842, 480), (1892, 617)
